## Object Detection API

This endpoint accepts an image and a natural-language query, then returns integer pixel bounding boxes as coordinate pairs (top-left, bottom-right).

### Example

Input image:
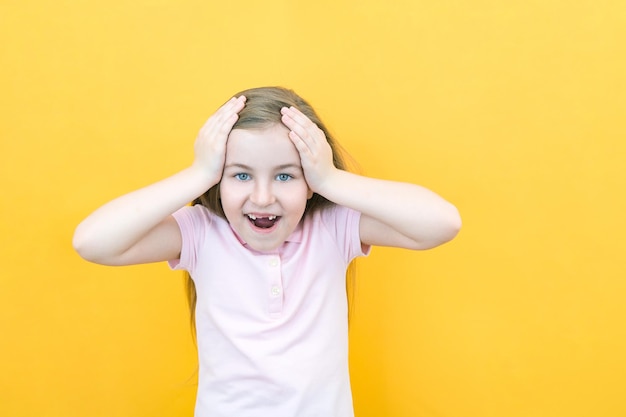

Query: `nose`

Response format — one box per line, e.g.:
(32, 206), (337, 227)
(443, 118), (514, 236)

(250, 180), (276, 207)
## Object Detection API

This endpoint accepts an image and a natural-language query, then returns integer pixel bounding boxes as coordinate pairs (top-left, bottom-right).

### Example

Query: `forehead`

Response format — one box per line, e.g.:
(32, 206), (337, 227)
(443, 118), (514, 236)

(225, 124), (301, 166)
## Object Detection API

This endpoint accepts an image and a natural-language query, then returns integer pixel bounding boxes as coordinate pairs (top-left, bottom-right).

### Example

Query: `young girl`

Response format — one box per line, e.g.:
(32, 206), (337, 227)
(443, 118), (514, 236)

(73, 86), (461, 417)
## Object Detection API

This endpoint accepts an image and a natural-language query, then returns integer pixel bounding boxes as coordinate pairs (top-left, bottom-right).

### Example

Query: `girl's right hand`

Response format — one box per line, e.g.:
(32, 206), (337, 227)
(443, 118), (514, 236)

(192, 95), (247, 185)
(73, 95), (247, 266)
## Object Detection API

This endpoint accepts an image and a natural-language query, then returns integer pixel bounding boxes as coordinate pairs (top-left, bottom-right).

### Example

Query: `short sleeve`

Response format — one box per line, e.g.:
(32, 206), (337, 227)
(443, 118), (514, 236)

(319, 205), (371, 263)
(167, 205), (214, 272)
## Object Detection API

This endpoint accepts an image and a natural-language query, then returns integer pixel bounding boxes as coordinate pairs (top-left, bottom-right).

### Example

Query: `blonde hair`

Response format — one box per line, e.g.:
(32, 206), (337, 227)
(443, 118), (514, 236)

(185, 86), (358, 337)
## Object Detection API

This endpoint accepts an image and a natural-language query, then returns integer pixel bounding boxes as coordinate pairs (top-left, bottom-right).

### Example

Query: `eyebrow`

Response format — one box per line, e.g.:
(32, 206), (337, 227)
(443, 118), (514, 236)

(224, 163), (302, 171)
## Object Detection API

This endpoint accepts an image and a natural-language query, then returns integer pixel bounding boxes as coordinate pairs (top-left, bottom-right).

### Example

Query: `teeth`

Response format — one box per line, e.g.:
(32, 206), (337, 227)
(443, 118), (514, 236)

(247, 214), (277, 221)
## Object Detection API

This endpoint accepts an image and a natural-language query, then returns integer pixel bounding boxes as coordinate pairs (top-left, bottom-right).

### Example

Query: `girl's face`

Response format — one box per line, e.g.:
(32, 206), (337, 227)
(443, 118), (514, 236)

(220, 124), (313, 252)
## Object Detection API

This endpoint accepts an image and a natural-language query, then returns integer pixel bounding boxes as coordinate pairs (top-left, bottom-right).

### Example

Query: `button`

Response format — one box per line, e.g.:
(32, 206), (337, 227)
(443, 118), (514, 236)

(271, 286), (282, 296)
(269, 258), (279, 267)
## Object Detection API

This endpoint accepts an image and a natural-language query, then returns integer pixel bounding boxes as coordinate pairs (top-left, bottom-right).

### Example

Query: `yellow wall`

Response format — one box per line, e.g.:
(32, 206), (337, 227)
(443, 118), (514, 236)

(2, 1), (625, 416)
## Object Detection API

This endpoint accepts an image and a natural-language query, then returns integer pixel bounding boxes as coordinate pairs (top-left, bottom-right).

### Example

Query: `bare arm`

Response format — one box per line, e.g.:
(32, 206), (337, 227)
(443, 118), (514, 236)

(73, 96), (247, 265)
(73, 166), (212, 265)
(281, 106), (461, 250)
(307, 170), (460, 250)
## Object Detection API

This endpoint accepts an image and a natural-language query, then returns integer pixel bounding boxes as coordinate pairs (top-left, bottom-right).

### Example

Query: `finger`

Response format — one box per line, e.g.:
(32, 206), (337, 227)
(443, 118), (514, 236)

(282, 118), (313, 154)
(203, 96), (245, 125)
(281, 105), (309, 123)
(203, 96), (246, 137)
(281, 107), (320, 144)
(287, 129), (313, 157)
(223, 95), (246, 115)
(280, 106), (312, 131)
(212, 96), (246, 127)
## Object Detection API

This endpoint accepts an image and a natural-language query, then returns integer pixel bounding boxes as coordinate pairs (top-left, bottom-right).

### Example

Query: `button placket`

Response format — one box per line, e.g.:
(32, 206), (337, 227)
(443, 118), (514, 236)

(267, 255), (283, 316)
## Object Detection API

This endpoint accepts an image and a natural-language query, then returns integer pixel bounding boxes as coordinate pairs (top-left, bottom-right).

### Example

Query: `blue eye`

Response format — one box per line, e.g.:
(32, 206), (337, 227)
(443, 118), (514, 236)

(276, 173), (292, 182)
(235, 173), (251, 181)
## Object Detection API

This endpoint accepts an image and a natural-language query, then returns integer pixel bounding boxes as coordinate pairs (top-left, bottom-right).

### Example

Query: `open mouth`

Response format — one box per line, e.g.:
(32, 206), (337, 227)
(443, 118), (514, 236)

(246, 214), (280, 229)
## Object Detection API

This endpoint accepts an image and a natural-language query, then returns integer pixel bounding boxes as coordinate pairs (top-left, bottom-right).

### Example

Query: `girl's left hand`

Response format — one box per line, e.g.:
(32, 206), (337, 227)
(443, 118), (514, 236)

(280, 106), (337, 193)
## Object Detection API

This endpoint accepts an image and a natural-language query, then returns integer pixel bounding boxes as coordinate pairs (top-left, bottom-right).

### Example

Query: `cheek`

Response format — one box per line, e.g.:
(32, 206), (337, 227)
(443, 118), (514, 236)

(284, 186), (310, 213)
(218, 183), (243, 214)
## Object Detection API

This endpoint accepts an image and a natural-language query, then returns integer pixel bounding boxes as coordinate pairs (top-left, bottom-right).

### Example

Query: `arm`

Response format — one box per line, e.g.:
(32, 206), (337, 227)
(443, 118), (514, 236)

(280, 106), (461, 250)
(72, 96), (247, 265)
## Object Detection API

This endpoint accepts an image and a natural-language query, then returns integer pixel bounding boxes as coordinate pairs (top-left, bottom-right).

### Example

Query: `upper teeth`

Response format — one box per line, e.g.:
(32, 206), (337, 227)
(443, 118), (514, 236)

(248, 214), (276, 220)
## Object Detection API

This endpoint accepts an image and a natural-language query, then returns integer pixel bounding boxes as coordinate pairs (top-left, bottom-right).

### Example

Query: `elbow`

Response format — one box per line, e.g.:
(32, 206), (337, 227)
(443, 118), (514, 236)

(72, 226), (93, 262)
(72, 224), (105, 264)
(72, 223), (135, 266)
(437, 204), (462, 246)
(414, 204), (462, 250)
(444, 206), (462, 242)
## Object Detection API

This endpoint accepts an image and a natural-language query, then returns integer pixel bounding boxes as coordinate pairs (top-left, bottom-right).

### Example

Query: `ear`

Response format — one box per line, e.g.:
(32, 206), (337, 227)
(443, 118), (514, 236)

(307, 188), (314, 199)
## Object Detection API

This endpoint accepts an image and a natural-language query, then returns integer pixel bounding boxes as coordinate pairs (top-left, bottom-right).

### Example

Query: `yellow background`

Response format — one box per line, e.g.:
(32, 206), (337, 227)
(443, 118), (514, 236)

(1, 1), (625, 416)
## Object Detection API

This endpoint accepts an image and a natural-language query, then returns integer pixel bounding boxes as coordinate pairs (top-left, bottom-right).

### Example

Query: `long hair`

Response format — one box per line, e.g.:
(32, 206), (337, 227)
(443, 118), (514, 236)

(185, 86), (359, 336)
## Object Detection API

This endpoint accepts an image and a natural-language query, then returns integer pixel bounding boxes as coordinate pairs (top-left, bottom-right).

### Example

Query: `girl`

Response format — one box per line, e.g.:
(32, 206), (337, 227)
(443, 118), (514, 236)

(73, 86), (461, 417)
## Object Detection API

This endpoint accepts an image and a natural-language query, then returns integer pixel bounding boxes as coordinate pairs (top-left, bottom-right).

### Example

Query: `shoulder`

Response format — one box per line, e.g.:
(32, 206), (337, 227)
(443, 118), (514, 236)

(172, 204), (235, 244)
(313, 204), (361, 231)
(169, 205), (233, 271)
(172, 204), (219, 229)
(307, 204), (369, 260)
